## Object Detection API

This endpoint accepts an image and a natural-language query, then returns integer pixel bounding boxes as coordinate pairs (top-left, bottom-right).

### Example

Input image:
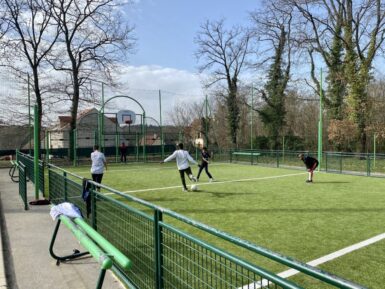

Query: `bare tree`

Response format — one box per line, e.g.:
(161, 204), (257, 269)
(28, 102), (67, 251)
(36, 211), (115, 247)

(0, 0), (59, 151)
(195, 19), (251, 146)
(48, 0), (136, 157)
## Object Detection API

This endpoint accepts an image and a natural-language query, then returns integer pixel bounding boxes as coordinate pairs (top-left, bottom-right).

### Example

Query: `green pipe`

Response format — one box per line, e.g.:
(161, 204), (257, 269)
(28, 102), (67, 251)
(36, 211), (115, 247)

(60, 215), (112, 270)
(74, 218), (131, 270)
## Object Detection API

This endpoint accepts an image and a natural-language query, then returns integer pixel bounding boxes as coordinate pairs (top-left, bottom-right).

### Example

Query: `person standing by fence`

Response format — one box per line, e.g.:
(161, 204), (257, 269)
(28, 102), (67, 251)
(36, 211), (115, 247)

(91, 145), (107, 188)
(120, 142), (128, 163)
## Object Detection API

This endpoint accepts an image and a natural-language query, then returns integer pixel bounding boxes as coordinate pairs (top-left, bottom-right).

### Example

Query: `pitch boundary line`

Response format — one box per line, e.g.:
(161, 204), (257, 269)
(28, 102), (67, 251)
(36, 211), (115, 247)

(103, 172), (306, 196)
(240, 233), (385, 289)
(72, 162), (227, 174)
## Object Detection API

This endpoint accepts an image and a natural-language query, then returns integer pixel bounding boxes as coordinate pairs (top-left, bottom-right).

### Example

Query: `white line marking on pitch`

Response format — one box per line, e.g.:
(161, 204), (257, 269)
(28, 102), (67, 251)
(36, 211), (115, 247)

(240, 233), (385, 289)
(103, 172), (306, 196)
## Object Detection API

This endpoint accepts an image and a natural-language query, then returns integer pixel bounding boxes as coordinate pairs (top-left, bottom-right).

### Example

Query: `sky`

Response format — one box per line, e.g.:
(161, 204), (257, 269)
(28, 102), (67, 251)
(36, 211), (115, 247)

(115, 1), (261, 122)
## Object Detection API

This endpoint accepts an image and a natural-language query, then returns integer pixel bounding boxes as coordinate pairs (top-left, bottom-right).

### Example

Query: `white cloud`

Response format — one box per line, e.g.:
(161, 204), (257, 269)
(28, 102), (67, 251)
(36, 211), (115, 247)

(108, 65), (205, 123)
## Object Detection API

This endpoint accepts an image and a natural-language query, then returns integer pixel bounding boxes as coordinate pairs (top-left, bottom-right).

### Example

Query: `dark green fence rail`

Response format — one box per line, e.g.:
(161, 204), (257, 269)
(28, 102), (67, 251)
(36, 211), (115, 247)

(18, 162), (28, 210)
(17, 151), (45, 197)
(47, 164), (366, 289)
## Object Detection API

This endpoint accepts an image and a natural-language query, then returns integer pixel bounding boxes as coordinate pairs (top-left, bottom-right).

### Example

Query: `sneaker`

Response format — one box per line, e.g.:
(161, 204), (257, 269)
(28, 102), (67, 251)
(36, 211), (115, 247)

(306, 180), (313, 183)
(182, 188), (189, 192)
(191, 176), (197, 182)
(209, 178), (213, 182)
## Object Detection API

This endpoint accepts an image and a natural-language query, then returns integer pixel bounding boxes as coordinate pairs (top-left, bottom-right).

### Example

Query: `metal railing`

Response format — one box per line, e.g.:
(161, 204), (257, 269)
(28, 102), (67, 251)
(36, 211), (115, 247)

(47, 163), (366, 289)
(18, 162), (28, 210)
(17, 151), (45, 197)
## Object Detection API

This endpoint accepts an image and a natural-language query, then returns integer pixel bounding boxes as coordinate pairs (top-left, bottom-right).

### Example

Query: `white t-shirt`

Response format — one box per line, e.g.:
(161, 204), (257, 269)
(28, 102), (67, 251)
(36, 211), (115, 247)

(163, 149), (197, 170)
(90, 150), (106, 174)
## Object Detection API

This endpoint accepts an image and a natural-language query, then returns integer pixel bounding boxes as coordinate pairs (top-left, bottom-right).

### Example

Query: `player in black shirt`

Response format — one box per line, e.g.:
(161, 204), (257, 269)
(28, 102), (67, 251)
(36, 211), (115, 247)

(298, 154), (319, 183)
(197, 147), (214, 182)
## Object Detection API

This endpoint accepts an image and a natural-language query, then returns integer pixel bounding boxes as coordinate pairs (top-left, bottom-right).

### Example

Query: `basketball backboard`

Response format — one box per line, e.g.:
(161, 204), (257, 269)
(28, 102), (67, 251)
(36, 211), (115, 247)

(117, 110), (136, 127)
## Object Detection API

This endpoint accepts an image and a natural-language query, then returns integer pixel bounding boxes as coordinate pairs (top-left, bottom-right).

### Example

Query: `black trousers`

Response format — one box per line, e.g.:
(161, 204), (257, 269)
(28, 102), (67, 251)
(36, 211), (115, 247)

(120, 153), (127, 163)
(179, 167), (193, 190)
(197, 162), (212, 179)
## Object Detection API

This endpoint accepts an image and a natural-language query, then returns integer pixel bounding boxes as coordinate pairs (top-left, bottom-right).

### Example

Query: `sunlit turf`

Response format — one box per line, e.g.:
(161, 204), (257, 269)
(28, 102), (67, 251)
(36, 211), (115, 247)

(64, 161), (385, 288)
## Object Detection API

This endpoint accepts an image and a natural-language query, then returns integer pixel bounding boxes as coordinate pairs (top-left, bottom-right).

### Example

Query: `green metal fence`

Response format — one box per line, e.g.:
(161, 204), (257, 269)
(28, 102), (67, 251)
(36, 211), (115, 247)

(17, 151), (45, 196)
(47, 163), (366, 289)
(227, 149), (385, 177)
(18, 162), (28, 210)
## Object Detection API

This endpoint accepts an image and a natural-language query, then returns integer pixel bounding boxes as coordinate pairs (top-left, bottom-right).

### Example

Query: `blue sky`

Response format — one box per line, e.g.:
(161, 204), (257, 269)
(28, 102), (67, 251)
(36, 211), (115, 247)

(126, 1), (260, 71)
(115, 1), (262, 121)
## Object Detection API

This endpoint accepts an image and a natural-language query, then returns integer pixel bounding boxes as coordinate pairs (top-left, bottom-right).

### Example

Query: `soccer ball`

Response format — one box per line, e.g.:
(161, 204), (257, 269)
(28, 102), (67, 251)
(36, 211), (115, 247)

(191, 184), (198, 191)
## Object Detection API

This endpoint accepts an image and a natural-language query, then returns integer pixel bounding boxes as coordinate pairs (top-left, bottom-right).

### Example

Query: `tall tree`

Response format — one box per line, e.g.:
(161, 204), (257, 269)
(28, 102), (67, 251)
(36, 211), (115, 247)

(0, 0), (59, 151)
(195, 19), (251, 145)
(249, 1), (293, 149)
(49, 0), (135, 157)
(294, 0), (385, 152)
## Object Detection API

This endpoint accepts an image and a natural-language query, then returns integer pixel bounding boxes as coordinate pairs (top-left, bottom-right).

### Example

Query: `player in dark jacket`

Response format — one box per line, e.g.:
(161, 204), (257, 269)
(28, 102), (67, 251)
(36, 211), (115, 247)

(298, 154), (319, 183)
(197, 147), (214, 182)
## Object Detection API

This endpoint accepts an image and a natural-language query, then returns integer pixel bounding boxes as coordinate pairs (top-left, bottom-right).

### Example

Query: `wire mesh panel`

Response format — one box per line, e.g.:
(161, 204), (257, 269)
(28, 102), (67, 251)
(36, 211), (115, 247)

(18, 163), (28, 210)
(18, 152), (34, 182)
(17, 152), (45, 196)
(161, 223), (300, 289)
(94, 194), (156, 289)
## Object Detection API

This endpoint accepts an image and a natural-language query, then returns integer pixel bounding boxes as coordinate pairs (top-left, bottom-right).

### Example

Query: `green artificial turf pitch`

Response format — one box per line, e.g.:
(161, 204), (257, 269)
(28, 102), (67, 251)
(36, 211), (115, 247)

(65, 162), (385, 288)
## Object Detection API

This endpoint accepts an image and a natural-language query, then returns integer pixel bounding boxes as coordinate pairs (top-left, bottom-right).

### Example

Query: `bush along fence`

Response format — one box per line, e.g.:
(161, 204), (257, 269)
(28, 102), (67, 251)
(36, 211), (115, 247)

(44, 162), (366, 289)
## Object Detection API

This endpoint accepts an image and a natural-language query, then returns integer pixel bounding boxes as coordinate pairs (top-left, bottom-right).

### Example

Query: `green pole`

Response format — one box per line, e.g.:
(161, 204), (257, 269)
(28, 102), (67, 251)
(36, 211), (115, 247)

(28, 74), (32, 155)
(159, 90), (164, 158)
(250, 85), (254, 150)
(317, 69), (323, 171)
(34, 105), (39, 199)
(143, 113), (146, 161)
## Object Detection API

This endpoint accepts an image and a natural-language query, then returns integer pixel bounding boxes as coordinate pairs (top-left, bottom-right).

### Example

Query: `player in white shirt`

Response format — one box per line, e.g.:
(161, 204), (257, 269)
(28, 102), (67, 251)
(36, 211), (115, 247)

(161, 143), (198, 192)
(91, 145), (107, 187)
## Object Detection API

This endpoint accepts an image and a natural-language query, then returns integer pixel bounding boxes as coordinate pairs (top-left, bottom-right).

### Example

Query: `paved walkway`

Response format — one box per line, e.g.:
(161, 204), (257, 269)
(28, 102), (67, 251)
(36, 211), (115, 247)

(0, 168), (126, 289)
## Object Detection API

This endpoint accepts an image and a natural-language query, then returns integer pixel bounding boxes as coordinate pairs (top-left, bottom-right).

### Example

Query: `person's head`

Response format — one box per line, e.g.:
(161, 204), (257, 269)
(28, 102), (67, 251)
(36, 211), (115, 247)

(93, 145), (99, 151)
(202, 146), (207, 152)
(177, 143), (184, 150)
(122, 142), (125, 146)
(298, 153), (304, 160)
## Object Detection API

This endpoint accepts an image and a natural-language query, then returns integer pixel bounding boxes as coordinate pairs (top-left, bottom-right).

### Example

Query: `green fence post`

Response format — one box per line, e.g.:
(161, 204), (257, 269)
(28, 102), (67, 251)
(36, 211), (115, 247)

(339, 153), (342, 173)
(367, 153), (371, 176)
(154, 209), (164, 289)
(91, 188), (97, 230)
(63, 172), (68, 202)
